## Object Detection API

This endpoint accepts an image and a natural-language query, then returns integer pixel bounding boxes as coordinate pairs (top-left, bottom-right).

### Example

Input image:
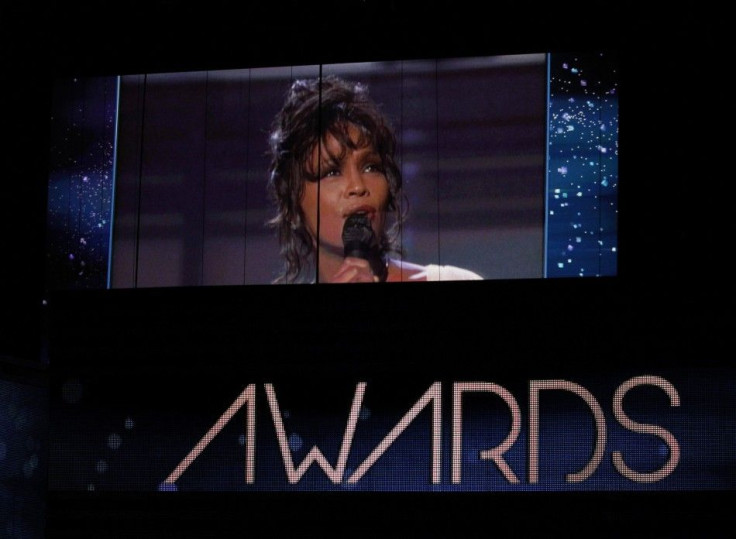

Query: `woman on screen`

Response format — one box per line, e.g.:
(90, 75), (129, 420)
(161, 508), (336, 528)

(266, 75), (482, 284)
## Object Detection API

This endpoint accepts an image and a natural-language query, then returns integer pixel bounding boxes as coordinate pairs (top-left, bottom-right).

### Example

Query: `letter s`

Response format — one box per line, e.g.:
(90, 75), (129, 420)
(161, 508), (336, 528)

(612, 375), (681, 483)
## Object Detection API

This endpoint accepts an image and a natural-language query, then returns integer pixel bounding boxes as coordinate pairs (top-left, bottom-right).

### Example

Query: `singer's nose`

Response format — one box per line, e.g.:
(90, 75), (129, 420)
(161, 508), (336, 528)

(345, 167), (369, 197)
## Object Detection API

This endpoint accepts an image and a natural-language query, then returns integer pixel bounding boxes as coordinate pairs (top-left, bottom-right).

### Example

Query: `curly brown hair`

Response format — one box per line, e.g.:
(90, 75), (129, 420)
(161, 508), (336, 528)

(266, 75), (404, 283)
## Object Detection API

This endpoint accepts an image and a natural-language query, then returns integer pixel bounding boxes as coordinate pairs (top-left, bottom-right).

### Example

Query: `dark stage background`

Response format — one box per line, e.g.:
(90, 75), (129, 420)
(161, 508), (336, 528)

(1, 1), (734, 538)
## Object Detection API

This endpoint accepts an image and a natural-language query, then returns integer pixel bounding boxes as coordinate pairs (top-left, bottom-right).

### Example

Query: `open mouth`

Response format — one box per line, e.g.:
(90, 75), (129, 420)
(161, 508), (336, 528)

(345, 206), (376, 220)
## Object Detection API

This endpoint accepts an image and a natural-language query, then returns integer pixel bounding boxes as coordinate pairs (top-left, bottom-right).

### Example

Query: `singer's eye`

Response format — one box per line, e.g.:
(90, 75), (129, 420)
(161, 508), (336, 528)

(320, 168), (341, 179)
(364, 163), (384, 174)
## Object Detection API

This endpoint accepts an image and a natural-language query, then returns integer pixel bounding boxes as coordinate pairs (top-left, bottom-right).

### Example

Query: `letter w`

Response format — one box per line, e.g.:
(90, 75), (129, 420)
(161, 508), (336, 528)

(265, 382), (365, 484)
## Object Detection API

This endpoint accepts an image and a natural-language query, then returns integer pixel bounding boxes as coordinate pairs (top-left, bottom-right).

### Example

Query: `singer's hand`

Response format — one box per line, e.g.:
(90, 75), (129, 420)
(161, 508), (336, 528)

(329, 257), (379, 283)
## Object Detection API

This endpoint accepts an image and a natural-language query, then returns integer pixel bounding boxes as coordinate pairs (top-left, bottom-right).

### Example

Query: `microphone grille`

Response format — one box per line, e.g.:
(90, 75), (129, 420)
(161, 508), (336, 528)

(342, 213), (374, 253)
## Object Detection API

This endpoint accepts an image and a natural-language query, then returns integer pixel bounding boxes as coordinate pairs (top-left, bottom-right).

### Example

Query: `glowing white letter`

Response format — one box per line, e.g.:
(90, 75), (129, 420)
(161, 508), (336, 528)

(347, 382), (442, 484)
(612, 375), (680, 483)
(452, 382), (521, 484)
(265, 382), (365, 484)
(163, 383), (256, 486)
(529, 380), (606, 483)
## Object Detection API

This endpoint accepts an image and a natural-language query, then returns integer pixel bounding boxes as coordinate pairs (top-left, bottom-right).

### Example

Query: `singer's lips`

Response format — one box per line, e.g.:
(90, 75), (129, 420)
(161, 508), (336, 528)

(344, 206), (377, 219)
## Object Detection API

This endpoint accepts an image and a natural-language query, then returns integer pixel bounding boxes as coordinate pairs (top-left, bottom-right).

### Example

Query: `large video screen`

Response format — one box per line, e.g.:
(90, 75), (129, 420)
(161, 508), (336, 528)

(45, 51), (618, 290)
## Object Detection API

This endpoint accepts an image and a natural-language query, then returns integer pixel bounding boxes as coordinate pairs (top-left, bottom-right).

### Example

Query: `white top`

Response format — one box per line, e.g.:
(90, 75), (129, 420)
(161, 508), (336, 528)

(408, 264), (483, 282)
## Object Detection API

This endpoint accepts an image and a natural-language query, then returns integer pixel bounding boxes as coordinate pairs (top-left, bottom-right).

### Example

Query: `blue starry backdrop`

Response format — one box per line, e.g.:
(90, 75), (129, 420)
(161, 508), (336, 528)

(46, 76), (118, 290)
(546, 51), (618, 277)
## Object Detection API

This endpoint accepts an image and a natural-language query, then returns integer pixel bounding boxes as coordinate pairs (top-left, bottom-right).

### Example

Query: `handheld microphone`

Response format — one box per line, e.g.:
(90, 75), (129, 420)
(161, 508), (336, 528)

(342, 213), (375, 259)
(342, 213), (387, 282)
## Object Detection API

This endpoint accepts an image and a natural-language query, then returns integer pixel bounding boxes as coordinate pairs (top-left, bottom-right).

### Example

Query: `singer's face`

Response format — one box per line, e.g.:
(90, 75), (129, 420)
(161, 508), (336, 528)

(300, 126), (389, 254)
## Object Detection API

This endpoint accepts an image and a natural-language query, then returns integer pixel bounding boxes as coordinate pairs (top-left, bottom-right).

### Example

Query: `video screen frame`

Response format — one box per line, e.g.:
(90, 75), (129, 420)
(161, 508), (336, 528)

(44, 50), (618, 291)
